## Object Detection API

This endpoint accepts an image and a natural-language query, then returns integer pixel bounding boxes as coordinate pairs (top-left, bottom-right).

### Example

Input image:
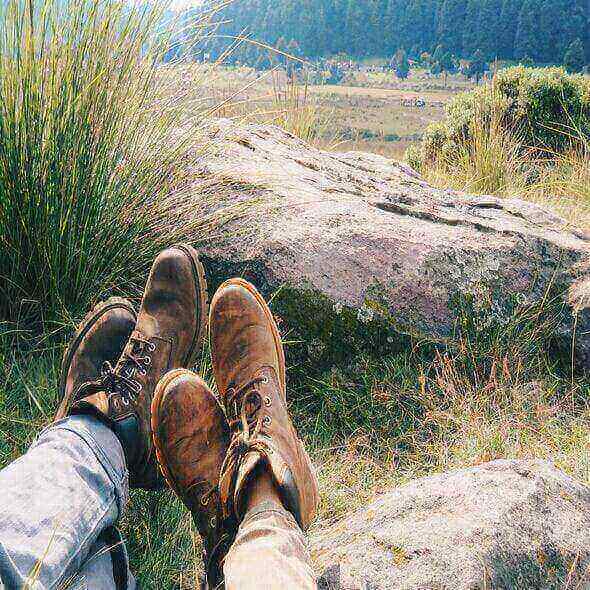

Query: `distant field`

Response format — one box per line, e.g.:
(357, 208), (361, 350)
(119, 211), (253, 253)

(305, 83), (448, 158)
(162, 64), (475, 159)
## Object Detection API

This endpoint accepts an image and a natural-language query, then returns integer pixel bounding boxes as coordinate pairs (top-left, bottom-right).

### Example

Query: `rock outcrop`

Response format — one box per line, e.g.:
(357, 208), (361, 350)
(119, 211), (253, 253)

(189, 120), (590, 367)
(310, 460), (590, 589)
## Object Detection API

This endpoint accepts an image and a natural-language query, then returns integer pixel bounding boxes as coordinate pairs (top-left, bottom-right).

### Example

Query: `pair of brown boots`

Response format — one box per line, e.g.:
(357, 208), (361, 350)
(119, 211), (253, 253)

(56, 245), (319, 589)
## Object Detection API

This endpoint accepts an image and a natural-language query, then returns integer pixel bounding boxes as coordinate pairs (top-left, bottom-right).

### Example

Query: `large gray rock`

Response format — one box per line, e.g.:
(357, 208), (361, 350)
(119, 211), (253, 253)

(190, 120), (590, 367)
(310, 460), (590, 589)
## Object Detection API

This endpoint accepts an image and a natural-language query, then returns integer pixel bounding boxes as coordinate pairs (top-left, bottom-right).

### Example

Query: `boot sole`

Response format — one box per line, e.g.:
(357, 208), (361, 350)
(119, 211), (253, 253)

(212, 278), (286, 396)
(170, 244), (209, 368)
(56, 297), (137, 421)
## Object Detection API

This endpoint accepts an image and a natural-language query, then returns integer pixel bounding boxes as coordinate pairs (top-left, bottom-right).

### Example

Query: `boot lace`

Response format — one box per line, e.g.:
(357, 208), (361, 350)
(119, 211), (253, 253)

(76, 335), (155, 405)
(226, 376), (268, 437)
(219, 375), (273, 512)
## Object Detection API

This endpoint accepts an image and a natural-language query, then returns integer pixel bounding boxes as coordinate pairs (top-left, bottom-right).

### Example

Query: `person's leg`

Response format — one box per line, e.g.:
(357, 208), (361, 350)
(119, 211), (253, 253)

(223, 468), (315, 590)
(0, 243), (208, 589)
(76, 529), (135, 590)
(209, 279), (320, 590)
(0, 298), (136, 590)
(0, 414), (130, 590)
(151, 370), (236, 590)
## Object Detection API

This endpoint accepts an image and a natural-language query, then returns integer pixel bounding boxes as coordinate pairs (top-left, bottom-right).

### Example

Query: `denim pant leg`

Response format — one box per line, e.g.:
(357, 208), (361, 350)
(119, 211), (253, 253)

(0, 415), (132, 590)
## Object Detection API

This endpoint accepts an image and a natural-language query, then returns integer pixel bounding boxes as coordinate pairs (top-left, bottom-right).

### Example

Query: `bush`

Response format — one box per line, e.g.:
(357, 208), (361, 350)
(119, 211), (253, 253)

(409, 66), (590, 171)
(0, 0), (200, 335)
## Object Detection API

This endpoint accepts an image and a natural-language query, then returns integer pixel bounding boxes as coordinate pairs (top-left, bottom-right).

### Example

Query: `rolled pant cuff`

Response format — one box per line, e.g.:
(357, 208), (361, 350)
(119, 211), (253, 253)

(241, 500), (296, 524)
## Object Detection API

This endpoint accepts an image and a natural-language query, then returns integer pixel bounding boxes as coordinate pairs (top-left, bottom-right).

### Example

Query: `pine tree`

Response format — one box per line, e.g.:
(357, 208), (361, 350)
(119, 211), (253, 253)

(478, 0), (502, 59)
(345, 0), (367, 56)
(194, 0), (588, 66)
(392, 47), (410, 78)
(515, 0), (543, 61)
(498, 0), (523, 58)
(437, 0), (466, 55)
(469, 49), (487, 83)
(556, 0), (587, 62)
(384, 0), (405, 55)
(431, 44), (454, 86)
(462, 0), (480, 57)
(564, 38), (586, 71)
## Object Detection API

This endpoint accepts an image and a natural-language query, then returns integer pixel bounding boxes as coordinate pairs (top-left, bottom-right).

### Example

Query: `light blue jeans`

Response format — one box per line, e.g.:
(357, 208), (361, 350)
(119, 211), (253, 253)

(0, 415), (135, 590)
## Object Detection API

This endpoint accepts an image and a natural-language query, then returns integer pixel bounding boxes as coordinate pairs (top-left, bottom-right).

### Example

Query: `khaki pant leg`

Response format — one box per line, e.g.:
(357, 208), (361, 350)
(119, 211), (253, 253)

(223, 501), (316, 590)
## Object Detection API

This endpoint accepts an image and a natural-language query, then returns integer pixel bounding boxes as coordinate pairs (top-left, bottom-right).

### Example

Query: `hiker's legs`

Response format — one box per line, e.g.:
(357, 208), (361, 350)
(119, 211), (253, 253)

(0, 414), (133, 590)
(209, 280), (319, 590)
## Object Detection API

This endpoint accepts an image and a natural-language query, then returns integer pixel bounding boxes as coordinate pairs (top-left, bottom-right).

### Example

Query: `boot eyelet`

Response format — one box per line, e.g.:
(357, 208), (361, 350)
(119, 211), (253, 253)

(262, 416), (272, 427)
(148, 342), (156, 352)
(261, 376), (269, 385)
(201, 496), (209, 506)
(264, 396), (272, 406)
(210, 516), (217, 528)
(139, 369), (147, 376)
(144, 357), (152, 366)
(122, 398), (130, 406)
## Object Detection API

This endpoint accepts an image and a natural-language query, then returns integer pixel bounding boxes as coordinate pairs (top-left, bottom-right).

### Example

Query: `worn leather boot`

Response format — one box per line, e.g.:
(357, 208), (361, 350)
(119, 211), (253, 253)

(56, 297), (136, 420)
(210, 279), (319, 530)
(152, 369), (236, 590)
(69, 244), (209, 490)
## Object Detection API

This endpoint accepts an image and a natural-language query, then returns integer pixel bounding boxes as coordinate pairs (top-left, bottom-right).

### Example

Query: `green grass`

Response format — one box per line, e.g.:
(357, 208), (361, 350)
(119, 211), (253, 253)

(0, 0), (210, 337)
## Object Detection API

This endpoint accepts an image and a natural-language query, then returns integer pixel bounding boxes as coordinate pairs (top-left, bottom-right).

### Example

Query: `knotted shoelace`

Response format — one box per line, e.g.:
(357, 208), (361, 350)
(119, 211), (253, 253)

(75, 335), (155, 404)
(219, 376), (274, 514)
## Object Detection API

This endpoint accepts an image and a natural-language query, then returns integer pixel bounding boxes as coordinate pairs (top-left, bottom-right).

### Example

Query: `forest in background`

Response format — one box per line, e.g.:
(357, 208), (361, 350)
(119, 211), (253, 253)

(183, 0), (590, 67)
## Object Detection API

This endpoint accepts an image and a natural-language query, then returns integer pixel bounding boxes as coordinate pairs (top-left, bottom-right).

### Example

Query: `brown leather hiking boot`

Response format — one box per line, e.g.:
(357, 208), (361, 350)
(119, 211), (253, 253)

(70, 244), (209, 490)
(152, 369), (236, 590)
(210, 279), (319, 530)
(55, 297), (136, 421)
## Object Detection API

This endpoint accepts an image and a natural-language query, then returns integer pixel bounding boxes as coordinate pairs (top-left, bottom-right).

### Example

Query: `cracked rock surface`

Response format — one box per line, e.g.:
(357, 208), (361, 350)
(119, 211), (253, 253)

(190, 119), (590, 367)
(310, 460), (590, 590)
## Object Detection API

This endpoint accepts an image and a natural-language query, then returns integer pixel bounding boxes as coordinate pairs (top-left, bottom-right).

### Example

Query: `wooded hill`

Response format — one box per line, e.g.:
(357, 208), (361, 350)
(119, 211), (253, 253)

(192, 0), (589, 66)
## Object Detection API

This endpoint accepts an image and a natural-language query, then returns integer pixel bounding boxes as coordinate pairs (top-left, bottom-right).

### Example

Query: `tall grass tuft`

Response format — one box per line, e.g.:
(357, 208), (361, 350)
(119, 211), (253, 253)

(422, 87), (528, 196)
(0, 0), (204, 336)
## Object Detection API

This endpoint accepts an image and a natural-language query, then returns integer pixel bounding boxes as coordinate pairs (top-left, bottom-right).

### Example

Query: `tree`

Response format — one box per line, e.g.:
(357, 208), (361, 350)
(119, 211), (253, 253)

(564, 38), (586, 72)
(383, 0), (405, 55)
(431, 44), (454, 86)
(345, 0), (367, 56)
(515, 0), (544, 61)
(392, 48), (410, 79)
(468, 49), (487, 83)
(498, 0), (523, 58)
(190, 0), (590, 67)
(437, 0), (466, 55)
(477, 0), (502, 59)
(462, 0), (481, 57)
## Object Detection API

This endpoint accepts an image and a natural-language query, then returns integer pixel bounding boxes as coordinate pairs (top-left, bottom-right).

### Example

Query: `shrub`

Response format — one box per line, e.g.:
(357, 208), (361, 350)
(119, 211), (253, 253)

(409, 66), (590, 171)
(0, 0), (201, 335)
